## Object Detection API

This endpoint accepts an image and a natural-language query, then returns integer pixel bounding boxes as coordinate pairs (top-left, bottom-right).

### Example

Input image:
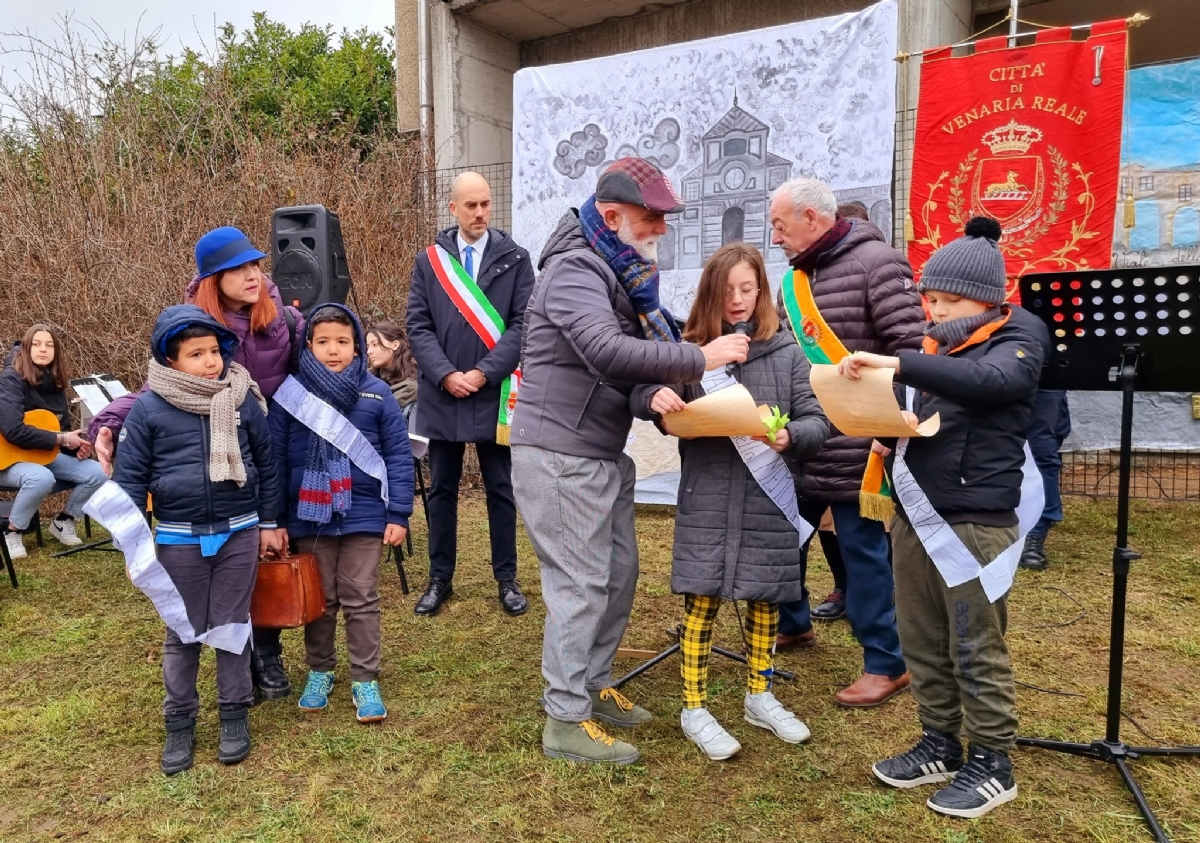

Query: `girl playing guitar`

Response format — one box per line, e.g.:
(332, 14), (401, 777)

(0, 324), (108, 558)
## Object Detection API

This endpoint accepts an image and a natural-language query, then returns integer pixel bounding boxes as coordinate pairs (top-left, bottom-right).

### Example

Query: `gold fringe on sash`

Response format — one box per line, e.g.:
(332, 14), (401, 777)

(495, 425), (511, 447)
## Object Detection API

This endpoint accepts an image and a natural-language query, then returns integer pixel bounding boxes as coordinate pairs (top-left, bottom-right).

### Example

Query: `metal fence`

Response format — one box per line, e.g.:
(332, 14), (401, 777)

(413, 161), (514, 235)
(1062, 450), (1200, 501)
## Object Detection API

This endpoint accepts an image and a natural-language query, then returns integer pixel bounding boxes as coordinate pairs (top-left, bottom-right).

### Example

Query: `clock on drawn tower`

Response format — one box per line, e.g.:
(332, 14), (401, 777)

(676, 94), (794, 269)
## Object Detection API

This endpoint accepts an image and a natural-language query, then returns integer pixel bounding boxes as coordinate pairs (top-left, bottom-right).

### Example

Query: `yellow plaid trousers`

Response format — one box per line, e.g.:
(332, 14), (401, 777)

(680, 594), (778, 709)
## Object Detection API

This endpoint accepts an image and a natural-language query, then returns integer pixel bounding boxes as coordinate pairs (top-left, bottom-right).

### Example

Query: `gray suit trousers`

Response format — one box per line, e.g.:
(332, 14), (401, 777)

(512, 445), (639, 722)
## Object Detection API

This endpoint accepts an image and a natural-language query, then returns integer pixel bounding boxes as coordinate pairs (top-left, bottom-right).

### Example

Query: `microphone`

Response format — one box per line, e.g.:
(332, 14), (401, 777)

(726, 321), (751, 377)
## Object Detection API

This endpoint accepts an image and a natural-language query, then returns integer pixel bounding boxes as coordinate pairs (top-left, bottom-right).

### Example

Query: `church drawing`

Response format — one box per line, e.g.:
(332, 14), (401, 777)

(661, 97), (794, 271)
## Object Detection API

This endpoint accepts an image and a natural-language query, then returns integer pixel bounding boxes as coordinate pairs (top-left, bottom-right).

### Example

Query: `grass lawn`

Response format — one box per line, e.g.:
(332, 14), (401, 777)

(2, 496), (1199, 842)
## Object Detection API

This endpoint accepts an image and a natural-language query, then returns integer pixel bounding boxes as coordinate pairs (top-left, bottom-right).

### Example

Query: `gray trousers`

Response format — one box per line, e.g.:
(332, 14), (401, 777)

(512, 445), (639, 723)
(158, 528), (258, 718)
(299, 534), (384, 682)
(892, 518), (1019, 752)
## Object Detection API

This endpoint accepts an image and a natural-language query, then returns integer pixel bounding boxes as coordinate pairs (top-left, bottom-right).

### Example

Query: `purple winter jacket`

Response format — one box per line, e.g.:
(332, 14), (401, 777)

(88, 277), (303, 441)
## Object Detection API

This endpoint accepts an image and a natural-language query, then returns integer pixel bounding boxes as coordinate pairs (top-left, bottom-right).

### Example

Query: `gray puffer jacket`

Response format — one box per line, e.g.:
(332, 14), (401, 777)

(634, 327), (829, 602)
(512, 210), (705, 461)
(782, 220), (925, 504)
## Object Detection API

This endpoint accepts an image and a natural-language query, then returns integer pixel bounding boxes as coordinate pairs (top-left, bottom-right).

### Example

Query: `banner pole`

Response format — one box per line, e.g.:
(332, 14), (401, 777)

(1008, 0), (1020, 46)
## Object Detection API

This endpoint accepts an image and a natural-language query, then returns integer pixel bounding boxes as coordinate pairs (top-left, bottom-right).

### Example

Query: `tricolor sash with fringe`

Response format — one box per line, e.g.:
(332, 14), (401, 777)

(781, 268), (894, 521)
(426, 244), (520, 445)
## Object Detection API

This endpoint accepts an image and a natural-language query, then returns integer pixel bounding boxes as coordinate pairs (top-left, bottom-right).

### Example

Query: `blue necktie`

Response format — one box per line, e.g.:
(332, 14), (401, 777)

(463, 245), (474, 279)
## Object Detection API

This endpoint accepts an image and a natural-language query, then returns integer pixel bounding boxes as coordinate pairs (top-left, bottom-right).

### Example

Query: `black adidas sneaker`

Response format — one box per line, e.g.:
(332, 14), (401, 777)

(872, 728), (964, 788)
(927, 744), (1017, 818)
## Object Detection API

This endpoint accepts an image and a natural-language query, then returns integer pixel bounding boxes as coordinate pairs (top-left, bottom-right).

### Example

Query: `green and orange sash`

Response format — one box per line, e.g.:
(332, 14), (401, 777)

(781, 268), (894, 522)
(427, 245), (520, 445)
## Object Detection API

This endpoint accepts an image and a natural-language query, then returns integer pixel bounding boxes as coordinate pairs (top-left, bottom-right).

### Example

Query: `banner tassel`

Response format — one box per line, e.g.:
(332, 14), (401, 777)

(860, 490), (895, 522)
(1123, 191), (1136, 229)
(904, 210), (915, 243)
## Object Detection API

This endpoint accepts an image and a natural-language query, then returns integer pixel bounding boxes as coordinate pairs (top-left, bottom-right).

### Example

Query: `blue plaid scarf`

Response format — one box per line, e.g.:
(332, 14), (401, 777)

(578, 196), (681, 343)
(296, 348), (364, 524)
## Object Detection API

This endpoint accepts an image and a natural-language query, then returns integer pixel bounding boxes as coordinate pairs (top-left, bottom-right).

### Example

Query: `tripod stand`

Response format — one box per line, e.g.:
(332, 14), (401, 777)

(614, 619), (796, 689)
(1019, 269), (1200, 843)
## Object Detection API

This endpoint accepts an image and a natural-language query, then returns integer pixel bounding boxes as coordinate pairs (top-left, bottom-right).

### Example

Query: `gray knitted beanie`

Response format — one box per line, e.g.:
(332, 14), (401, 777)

(918, 217), (1007, 305)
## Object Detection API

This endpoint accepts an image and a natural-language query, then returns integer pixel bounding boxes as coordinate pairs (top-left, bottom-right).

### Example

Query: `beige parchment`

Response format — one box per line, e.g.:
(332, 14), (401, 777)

(661, 384), (773, 439)
(809, 364), (940, 438)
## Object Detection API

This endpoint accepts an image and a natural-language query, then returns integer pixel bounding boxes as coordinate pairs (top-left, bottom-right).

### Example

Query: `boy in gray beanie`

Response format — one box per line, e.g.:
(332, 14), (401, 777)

(833, 217), (1051, 819)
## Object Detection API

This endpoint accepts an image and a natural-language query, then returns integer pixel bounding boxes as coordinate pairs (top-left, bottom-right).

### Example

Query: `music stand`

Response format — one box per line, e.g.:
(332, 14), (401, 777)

(1018, 266), (1200, 843)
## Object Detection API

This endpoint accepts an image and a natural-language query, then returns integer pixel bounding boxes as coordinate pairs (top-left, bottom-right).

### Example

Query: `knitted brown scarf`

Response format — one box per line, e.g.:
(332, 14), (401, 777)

(146, 360), (266, 487)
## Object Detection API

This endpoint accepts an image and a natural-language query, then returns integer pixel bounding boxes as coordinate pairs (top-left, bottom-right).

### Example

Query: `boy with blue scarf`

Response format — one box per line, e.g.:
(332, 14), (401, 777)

(269, 304), (414, 723)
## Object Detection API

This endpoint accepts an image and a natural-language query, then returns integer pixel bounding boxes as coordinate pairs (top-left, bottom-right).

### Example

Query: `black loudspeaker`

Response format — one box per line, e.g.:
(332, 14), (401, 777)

(270, 204), (352, 312)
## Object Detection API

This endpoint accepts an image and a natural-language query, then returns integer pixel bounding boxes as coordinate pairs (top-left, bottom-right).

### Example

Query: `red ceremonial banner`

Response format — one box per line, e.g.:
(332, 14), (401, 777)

(908, 21), (1128, 302)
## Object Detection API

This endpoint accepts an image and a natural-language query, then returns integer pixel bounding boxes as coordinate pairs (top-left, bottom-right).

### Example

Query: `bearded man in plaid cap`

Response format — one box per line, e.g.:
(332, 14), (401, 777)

(511, 158), (751, 764)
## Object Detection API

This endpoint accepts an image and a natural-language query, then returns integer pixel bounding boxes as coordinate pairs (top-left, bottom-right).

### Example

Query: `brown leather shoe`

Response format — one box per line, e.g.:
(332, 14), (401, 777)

(775, 629), (816, 650)
(834, 671), (911, 708)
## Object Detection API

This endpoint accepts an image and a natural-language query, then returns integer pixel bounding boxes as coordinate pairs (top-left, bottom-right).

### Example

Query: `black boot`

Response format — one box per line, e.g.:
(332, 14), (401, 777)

(1018, 533), (1048, 571)
(161, 716), (195, 775)
(251, 641), (291, 703)
(217, 704), (251, 766)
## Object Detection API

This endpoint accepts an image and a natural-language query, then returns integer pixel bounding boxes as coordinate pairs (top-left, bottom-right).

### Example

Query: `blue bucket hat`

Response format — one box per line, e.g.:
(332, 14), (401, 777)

(195, 226), (267, 279)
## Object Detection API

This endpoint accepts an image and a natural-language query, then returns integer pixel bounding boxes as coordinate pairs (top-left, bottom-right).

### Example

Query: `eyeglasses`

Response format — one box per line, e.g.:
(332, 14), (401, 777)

(725, 286), (759, 301)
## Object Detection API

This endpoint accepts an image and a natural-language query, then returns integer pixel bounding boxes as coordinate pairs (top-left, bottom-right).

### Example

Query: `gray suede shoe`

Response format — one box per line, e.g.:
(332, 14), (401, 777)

(588, 688), (653, 728)
(543, 717), (640, 765)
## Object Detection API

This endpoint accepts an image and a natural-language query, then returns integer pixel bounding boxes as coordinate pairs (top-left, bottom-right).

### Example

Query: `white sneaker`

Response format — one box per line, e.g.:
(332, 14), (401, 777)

(744, 691), (811, 744)
(4, 530), (27, 559)
(681, 707), (742, 761)
(49, 515), (81, 547)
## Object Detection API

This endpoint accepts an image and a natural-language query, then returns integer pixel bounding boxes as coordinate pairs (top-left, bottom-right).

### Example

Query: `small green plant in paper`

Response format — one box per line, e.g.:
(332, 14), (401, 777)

(764, 406), (790, 442)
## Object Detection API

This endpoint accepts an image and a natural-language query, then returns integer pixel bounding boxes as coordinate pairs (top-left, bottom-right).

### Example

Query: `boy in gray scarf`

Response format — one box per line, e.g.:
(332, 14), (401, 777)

(114, 304), (285, 776)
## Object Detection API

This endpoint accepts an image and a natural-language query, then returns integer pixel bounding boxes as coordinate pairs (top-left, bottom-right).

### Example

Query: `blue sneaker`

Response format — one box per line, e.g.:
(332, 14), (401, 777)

(298, 671), (335, 712)
(351, 680), (387, 723)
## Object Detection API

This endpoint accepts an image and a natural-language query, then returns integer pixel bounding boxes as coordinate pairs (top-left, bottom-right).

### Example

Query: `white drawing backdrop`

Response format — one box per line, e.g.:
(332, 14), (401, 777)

(511, 0), (898, 503)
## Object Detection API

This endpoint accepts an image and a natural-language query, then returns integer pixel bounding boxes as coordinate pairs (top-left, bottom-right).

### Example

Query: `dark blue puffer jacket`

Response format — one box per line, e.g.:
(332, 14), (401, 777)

(269, 303), (414, 538)
(113, 304), (284, 531)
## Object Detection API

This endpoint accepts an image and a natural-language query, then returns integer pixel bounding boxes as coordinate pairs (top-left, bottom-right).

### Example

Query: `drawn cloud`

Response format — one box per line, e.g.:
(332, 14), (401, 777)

(613, 118), (682, 170)
(553, 123), (609, 179)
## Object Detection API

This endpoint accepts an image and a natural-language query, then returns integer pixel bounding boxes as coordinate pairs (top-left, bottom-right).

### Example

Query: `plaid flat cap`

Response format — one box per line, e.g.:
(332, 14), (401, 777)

(595, 157), (685, 214)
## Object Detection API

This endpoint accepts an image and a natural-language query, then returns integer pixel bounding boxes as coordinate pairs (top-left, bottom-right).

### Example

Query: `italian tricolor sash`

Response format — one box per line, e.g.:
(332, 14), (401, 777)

(426, 245), (520, 445)
(781, 268), (894, 522)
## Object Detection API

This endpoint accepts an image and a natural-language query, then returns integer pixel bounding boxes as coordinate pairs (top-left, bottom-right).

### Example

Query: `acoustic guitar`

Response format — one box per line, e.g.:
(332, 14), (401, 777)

(0, 410), (61, 471)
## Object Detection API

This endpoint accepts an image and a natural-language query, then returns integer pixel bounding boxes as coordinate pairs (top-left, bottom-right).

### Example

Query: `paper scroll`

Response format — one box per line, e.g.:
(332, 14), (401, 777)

(661, 384), (772, 439)
(809, 365), (940, 438)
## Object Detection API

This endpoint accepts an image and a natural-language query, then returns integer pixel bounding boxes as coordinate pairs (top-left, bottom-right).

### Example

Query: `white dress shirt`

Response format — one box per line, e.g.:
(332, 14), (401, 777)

(456, 229), (489, 282)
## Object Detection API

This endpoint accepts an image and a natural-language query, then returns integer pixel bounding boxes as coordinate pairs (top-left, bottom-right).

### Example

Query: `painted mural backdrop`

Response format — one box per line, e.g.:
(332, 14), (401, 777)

(511, 0), (898, 317)
(1112, 57), (1200, 269)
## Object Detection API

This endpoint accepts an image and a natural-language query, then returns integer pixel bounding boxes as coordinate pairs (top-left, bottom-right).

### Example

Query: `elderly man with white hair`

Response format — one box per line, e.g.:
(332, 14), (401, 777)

(511, 158), (751, 764)
(769, 177), (926, 708)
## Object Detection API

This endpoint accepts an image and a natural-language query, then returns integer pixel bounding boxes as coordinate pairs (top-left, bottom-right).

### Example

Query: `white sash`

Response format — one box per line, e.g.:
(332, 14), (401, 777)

(891, 386), (1044, 602)
(699, 369), (815, 547)
(83, 482), (250, 654)
(274, 375), (389, 506)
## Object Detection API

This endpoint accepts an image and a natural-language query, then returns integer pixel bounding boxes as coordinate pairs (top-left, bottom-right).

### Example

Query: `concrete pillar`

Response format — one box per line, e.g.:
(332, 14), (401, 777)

(394, 0), (420, 134)
(894, 0), (973, 245)
(429, 3), (520, 170)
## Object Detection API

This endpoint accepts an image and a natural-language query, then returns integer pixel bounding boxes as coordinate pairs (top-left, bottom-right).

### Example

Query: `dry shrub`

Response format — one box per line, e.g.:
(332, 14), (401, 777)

(0, 20), (433, 389)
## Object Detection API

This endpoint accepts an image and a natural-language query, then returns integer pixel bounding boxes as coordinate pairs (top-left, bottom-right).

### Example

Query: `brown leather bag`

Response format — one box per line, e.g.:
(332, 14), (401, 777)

(251, 549), (326, 629)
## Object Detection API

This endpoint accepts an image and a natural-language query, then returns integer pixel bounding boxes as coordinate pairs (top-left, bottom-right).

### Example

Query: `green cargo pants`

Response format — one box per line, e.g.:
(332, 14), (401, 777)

(892, 517), (1019, 752)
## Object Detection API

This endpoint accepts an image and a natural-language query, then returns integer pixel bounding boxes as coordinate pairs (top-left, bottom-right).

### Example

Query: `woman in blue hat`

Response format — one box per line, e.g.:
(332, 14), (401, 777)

(91, 226), (305, 703)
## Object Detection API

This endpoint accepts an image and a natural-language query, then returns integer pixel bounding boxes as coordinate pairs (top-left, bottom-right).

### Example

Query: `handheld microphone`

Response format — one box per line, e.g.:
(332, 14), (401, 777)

(725, 321), (751, 377)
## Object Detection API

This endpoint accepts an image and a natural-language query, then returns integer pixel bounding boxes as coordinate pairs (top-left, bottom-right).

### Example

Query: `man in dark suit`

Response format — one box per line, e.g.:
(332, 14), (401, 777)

(406, 172), (536, 617)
